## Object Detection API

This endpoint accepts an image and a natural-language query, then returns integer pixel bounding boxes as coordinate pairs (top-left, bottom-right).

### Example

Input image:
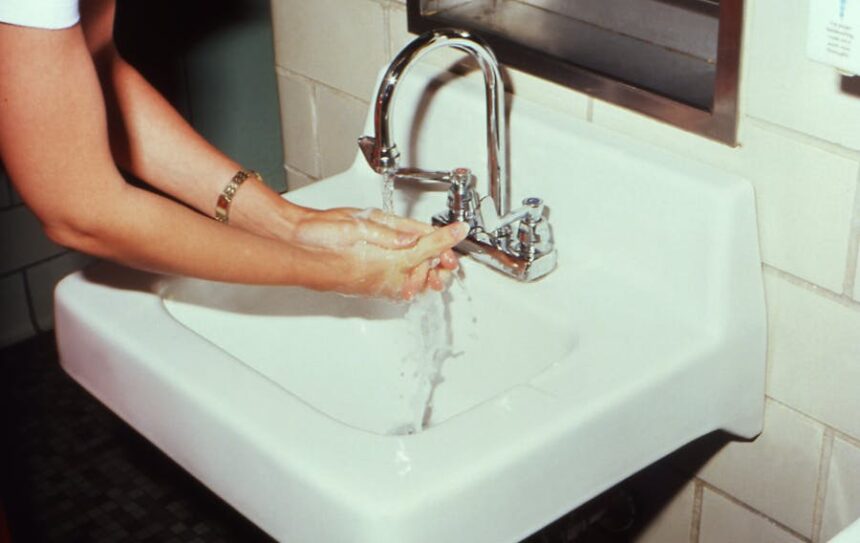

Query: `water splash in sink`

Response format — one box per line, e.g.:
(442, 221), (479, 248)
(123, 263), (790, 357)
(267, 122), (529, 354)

(391, 291), (455, 435)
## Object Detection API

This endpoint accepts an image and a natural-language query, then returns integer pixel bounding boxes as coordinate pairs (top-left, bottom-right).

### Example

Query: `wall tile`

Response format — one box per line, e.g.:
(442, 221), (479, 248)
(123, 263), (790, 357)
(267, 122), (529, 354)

(26, 252), (94, 332)
(622, 463), (695, 543)
(316, 86), (369, 178)
(591, 106), (858, 292)
(766, 271), (860, 440)
(699, 489), (804, 543)
(854, 254), (860, 301)
(742, 126), (857, 293)
(277, 71), (319, 178)
(0, 207), (65, 275)
(821, 438), (860, 542)
(388, 2), (412, 56)
(284, 165), (317, 193)
(9, 182), (22, 205)
(389, 3), (463, 69)
(0, 273), (34, 348)
(685, 400), (823, 537)
(745, 0), (860, 150)
(183, 0), (285, 192)
(0, 166), (10, 208)
(272, 0), (388, 102)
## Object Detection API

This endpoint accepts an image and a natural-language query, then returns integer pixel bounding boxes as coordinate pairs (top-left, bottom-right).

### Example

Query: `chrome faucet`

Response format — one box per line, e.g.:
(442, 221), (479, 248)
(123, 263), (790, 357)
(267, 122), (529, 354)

(359, 28), (556, 282)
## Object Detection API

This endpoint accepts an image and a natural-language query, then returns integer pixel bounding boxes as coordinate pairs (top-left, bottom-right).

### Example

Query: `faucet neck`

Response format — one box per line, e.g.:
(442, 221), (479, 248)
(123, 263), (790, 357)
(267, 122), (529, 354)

(368, 28), (509, 217)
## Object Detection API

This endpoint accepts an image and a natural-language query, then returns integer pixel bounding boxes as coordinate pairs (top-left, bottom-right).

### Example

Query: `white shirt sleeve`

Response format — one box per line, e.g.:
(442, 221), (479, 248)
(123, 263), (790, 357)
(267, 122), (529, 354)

(0, 0), (80, 30)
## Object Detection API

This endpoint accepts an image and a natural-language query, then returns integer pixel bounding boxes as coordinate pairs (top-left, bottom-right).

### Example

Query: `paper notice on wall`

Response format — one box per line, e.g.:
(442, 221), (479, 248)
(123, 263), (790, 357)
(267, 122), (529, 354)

(807, 0), (860, 76)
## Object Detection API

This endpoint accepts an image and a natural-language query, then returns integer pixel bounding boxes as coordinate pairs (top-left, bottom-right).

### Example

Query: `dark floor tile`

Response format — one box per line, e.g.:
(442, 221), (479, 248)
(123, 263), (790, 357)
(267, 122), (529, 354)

(0, 334), (274, 543)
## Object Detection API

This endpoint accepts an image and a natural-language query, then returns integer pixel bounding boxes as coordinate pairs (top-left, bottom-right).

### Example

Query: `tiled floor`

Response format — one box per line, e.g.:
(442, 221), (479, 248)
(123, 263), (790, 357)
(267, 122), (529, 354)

(0, 334), (274, 543)
(0, 334), (648, 543)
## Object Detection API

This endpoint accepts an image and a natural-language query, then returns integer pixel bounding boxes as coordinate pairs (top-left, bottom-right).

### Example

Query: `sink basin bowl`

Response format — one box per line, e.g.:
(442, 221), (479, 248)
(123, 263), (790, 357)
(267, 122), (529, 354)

(56, 62), (765, 543)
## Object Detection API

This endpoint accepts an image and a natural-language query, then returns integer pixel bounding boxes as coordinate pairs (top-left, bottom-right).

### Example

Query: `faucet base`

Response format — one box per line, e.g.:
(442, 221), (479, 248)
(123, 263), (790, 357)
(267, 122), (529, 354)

(432, 214), (557, 282)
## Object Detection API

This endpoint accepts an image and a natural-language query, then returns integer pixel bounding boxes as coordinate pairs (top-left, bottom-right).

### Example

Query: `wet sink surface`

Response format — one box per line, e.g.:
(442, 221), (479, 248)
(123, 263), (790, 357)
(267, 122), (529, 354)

(162, 273), (575, 436)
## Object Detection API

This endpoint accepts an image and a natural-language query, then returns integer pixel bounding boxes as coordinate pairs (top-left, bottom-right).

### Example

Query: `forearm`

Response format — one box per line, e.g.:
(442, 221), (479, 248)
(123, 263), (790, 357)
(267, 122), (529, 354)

(68, 181), (343, 288)
(96, 48), (307, 240)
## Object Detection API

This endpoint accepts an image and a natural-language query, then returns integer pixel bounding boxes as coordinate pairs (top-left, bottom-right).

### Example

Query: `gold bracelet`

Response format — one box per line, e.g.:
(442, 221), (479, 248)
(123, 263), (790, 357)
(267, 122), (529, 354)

(214, 169), (261, 224)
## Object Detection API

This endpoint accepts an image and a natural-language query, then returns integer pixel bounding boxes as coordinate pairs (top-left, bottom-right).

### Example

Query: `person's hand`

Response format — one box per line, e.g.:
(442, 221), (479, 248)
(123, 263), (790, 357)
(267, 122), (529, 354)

(292, 207), (468, 300)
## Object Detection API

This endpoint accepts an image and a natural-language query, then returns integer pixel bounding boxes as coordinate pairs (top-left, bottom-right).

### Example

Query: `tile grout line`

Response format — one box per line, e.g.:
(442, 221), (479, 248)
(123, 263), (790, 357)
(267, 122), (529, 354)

(811, 428), (835, 543)
(690, 479), (704, 543)
(0, 250), (71, 282)
(763, 264), (860, 311)
(745, 115), (860, 163)
(833, 428), (860, 449)
(699, 481), (813, 542)
(383, 2), (393, 61)
(309, 82), (323, 180)
(845, 228), (859, 298)
(274, 67), (371, 107)
(844, 169), (860, 298)
(20, 271), (42, 335)
(765, 395), (860, 449)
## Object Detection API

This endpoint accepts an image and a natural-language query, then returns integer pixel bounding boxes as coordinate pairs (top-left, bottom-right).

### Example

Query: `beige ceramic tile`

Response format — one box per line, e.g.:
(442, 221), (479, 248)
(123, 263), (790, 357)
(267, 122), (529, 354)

(284, 165), (317, 193)
(0, 273), (34, 348)
(766, 270), (860, 441)
(0, 206), (65, 275)
(744, 0), (860, 150)
(316, 86), (369, 178)
(855, 250), (860, 301)
(699, 489), (804, 543)
(688, 399), (824, 538)
(623, 463), (695, 543)
(591, 106), (857, 292)
(276, 71), (319, 177)
(821, 438), (860, 541)
(389, 3), (463, 68)
(742, 125), (857, 293)
(26, 252), (94, 332)
(272, 0), (388, 102)
(388, 2), (413, 56)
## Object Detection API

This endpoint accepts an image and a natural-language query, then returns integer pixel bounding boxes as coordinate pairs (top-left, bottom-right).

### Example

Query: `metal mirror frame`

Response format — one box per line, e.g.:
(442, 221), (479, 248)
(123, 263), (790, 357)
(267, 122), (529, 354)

(407, 0), (743, 145)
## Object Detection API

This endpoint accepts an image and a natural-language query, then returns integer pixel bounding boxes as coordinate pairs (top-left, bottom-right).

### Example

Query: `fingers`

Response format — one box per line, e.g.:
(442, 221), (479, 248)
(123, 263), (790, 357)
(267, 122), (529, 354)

(439, 249), (459, 270)
(358, 221), (419, 249)
(295, 218), (418, 249)
(408, 222), (469, 265)
(371, 212), (436, 235)
(402, 260), (431, 301)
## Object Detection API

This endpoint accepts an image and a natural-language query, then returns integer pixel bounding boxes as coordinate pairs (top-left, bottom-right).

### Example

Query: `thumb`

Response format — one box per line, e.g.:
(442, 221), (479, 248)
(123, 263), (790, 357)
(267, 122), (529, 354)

(408, 222), (469, 264)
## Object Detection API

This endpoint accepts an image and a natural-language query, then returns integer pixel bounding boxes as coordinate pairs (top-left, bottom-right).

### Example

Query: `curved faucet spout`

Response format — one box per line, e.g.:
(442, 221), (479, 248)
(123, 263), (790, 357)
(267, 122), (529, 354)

(359, 28), (509, 217)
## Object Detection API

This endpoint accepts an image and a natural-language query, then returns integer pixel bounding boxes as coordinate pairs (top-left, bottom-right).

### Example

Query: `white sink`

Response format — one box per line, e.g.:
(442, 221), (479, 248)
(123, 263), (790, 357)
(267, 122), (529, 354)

(831, 517), (860, 543)
(55, 62), (766, 543)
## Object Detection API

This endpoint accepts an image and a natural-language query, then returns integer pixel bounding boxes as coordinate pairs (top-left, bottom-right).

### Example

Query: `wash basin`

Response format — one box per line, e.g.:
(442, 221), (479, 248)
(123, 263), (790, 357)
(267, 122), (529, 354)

(55, 62), (766, 543)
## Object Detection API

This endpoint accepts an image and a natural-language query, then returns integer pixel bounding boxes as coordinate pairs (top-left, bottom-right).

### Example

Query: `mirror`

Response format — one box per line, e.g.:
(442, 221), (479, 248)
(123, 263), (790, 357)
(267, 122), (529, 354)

(407, 0), (741, 145)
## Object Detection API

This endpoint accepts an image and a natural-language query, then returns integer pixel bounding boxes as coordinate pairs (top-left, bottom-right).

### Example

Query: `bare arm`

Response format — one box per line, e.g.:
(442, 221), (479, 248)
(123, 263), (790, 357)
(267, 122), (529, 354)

(78, 0), (300, 239)
(0, 21), (465, 298)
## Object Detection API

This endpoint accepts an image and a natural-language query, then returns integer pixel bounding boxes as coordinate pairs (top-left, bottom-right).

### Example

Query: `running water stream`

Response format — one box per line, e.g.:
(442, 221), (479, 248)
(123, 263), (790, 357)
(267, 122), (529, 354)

(380, 173), (461, 434)
(381, 171), (395, 215)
